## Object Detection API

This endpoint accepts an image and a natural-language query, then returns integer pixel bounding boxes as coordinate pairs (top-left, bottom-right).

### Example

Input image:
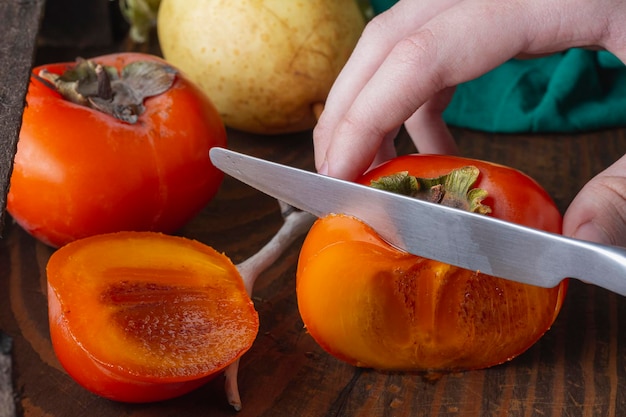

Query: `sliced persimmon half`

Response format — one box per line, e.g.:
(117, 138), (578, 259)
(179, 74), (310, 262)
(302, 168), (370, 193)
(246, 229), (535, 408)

(47, 231), (259, 403)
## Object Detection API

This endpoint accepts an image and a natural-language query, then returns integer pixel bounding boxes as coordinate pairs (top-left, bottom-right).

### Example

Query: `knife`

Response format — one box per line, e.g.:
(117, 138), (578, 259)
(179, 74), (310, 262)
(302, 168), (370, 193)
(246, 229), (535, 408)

(209, 147), (626, 296)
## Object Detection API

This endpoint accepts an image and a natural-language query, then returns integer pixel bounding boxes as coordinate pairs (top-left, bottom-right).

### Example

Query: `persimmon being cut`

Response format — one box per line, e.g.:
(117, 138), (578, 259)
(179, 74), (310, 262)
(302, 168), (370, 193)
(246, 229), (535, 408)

(296, 154), (568, 372)
(47, 231), (259, 403)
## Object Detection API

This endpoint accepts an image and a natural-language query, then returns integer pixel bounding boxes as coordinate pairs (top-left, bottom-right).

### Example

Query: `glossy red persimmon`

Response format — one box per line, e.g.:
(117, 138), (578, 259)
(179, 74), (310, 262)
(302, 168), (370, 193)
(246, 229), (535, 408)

(8, 52), (227, 247)
(297, 154), (568, 372)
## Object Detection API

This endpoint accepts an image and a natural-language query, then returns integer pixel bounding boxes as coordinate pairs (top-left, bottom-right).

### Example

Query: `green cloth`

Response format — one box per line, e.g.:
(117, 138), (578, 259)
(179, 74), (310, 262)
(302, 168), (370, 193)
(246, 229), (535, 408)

(370, 0), (397, 14)
(369, 0), (626, 133)
(443, 49), (626, 133)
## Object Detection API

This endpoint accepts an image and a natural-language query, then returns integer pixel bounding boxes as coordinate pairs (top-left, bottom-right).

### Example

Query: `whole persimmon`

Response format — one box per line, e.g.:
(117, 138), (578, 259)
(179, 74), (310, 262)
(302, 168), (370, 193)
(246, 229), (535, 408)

(47, 231), (258, 403)
(296, 154), (567, 371)
(8, 53), (226, 248)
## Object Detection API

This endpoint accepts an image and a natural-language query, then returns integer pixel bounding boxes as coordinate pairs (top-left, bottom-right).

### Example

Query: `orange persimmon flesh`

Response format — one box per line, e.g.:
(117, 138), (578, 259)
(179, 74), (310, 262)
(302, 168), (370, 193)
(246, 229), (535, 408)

(47, 231), (259, 402)
(297, 214), (566, 371)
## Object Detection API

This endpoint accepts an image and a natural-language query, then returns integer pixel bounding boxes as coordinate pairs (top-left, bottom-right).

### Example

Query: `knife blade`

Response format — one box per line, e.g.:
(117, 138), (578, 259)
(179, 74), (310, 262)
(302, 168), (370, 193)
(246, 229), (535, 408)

(210, 147), (626, 296)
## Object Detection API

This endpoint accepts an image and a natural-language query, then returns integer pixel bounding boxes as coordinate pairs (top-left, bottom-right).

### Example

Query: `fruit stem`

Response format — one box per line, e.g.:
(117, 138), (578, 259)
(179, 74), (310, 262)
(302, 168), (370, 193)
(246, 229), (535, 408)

(237, 202), (315, 294)
(370, 166), (492, 214)
(95, 64), (113, 100)
(223, 202), (315, 410)
(223, 360), (242, 411)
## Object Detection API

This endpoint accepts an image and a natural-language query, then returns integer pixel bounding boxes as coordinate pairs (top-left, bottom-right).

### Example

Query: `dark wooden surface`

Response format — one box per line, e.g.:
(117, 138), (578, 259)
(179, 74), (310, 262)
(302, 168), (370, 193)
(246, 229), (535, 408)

(0, 0), (45, 236)
(0, 2), (45, 416)
(2, 127), (626, 416)
(4, 2), (626, 416)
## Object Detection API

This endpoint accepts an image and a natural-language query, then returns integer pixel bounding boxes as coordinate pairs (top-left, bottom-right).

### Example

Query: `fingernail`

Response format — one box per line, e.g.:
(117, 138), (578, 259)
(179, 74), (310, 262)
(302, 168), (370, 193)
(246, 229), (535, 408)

(572, 222), (611, 245)
(318, 159), (329, 176)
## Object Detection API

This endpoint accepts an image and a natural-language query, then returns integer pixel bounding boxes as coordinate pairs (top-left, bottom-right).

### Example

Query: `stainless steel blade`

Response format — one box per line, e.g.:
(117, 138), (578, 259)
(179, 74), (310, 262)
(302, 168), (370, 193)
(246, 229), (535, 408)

(210, 147), (626, 296)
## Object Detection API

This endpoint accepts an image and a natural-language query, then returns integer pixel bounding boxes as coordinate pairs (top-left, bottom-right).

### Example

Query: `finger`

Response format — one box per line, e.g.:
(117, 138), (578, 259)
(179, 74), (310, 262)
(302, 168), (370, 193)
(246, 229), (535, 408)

(563, 155), (626, 246)
(314, 0), (463, 173)
(404, 86), (459, 155)
(321, 0), (618, 179)
(370, 128), (400, 169)
(321, 0), (538, 179)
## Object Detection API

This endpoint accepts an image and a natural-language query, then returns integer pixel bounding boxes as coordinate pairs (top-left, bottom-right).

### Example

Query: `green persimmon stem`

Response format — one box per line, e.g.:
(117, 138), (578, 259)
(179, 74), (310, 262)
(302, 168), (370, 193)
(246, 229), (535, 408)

(370, 166), (492, 214)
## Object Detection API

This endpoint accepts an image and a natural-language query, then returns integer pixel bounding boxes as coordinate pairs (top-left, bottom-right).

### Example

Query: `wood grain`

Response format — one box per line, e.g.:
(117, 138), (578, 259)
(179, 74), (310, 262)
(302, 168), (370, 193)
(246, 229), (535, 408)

(0, 0), (45, 236)
(0, 2), (45, 416)
(2, 127), (626, 416)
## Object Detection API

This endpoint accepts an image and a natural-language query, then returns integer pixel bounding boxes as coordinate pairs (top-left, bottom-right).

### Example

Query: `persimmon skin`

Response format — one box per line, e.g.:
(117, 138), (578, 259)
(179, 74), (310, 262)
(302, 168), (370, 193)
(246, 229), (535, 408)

(296, 154), (568, 372)
(48, 289), (214, 402)
(47, 232), (259, 403)
(8, 53), (227, 248)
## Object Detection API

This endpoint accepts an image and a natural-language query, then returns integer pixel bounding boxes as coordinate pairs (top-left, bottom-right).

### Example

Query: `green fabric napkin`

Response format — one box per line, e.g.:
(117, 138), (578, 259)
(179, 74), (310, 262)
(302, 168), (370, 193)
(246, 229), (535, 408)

(443, 49), (626, 133)
(368, 0), (626, 133)
(370, 0), (397, 14)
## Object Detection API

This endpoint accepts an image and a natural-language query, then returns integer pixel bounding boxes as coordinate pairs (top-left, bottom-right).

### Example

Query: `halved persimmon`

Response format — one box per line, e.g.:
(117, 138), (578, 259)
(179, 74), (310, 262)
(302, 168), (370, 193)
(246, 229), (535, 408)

(47, 231), (259, 403)
(296, 154), (568, 372)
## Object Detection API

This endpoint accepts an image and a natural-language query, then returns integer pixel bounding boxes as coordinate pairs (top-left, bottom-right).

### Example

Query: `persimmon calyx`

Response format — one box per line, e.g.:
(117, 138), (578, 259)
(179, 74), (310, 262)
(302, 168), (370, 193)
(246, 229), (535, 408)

(370, 166), (492, 214)
(37, 58), (176, 124)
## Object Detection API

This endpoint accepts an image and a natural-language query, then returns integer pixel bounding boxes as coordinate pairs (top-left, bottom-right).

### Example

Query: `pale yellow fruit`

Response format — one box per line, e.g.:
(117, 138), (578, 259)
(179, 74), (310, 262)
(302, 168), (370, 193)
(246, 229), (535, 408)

(157, 0), (365, 134)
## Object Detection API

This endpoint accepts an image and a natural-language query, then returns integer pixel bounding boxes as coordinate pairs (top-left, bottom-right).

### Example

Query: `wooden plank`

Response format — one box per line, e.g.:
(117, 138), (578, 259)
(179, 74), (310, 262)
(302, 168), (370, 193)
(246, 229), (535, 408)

(0, 0), (46, 236)
(0, 2), (46, 416)
(3, 127), (626, 416)
(0, 332), (14, 417)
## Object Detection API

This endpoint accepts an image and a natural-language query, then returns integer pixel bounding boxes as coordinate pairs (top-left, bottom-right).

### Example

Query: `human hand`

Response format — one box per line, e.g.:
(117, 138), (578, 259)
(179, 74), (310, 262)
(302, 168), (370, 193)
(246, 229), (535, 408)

(314, 0), (626, 245)
(564, 156), (626, 246)
(314, 0), (626, 178)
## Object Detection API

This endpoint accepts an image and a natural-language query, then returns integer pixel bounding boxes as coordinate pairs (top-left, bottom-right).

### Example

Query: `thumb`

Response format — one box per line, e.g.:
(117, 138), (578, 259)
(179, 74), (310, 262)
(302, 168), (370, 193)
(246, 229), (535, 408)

(563, 155), (626, 246)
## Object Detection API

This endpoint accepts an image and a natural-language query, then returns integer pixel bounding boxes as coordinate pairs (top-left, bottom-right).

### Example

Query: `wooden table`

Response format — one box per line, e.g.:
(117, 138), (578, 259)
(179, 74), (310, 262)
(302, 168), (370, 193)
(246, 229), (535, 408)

(3, 3), (626, 416)
(2, 126), (626, 416)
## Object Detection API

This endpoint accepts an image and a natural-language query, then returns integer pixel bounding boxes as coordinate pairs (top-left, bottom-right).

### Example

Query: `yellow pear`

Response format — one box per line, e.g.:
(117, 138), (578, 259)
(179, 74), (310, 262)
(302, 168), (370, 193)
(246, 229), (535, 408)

(157, 0), (365, 134)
